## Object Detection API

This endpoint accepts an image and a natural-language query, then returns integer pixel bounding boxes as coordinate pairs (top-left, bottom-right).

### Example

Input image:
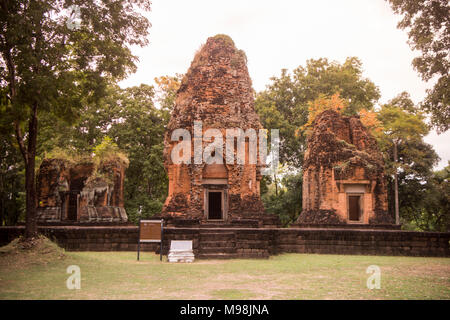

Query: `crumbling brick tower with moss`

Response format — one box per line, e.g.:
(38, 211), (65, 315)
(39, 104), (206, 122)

(162, 35), (278, 226)
(36, 153), (129, 223)
(297, 109), (393, 225)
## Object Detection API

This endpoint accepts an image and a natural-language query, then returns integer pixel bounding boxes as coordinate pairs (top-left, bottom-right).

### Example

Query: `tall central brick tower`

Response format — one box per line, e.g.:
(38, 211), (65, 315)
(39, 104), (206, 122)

(162, 35), (277, 227)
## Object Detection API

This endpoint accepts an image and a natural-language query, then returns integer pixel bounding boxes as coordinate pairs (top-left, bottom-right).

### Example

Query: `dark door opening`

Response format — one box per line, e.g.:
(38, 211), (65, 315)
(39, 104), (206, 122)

(348, 195), (361, 221)
(68, 191), (78, 221)
(208, 192), (222, 220)
(67, 177), (85, 221)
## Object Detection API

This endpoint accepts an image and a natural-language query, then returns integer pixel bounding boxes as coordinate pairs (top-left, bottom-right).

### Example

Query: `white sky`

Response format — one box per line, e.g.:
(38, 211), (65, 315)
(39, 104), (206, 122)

(119, 0), (449, 170)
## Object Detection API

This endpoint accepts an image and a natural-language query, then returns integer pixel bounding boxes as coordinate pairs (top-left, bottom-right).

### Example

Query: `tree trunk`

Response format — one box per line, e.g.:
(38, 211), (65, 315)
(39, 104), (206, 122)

(2, 28), (39, 237)
(274, 173), (278, 196)
(24, 103), (38, 239)
(0, 170), (3, 226)
(0, 195), (3, 226)
(393, 141), (400, 225)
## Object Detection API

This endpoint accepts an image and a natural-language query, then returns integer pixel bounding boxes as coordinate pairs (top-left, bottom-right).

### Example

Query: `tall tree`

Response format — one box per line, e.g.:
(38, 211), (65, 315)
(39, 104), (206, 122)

(387, 0), (449, 132)
(393, 142), (442, 230)
(378, 92), (430, 224)
(107, 84), (169, 222)
(0, 0), (151, 239)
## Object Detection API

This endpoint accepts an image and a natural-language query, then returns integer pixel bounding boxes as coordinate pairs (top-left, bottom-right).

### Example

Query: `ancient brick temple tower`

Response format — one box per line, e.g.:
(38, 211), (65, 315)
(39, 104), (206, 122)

(162, 35), (277, 226)
(297, 110), (393, 225)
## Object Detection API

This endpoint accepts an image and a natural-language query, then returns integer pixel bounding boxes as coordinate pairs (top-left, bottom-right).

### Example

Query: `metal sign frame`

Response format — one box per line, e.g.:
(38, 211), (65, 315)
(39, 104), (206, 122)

(137, 219), (164, 261)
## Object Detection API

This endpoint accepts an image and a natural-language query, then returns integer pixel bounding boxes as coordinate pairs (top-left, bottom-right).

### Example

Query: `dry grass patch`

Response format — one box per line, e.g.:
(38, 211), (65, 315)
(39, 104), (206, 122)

(0, 243), (449, 300)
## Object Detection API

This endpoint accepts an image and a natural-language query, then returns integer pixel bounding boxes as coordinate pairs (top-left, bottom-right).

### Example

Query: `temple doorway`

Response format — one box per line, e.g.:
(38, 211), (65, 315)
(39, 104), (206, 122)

(67, 191), (79, 221)
(348, 194), (362, 221)
(66, 177), (86, 221)
(207, 191), (223, 220)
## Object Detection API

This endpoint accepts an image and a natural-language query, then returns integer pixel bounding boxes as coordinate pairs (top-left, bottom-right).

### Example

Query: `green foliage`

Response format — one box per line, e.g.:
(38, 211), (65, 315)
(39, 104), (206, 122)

(93, 136), (119, 157)
(400, 163), (450, 232)
(92, 136), (129, 167)
(1, 0), (151, 122)
(126, 197), (164, 225)
(43, 147), (90, 166)
(387, 0), (449, 132)
(393, 139), (441, 228)
(378, 107), (429, 146)
(106, 85), (169, 222)
(377, 93), (431, 175)
(261, 171), (302, 226)
(0, 133), (25, 225)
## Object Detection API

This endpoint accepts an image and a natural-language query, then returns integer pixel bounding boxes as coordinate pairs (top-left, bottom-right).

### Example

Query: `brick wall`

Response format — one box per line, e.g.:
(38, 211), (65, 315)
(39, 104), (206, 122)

(0, 226), (448, 257)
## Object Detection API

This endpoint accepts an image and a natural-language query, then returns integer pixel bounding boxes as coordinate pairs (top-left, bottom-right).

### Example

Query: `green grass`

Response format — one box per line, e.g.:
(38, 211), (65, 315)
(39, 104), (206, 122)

(0, 244), (449, 300)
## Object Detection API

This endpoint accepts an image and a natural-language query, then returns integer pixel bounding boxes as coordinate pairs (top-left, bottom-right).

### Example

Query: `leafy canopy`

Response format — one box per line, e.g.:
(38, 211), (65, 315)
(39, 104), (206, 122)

(387, 0), (450, 132)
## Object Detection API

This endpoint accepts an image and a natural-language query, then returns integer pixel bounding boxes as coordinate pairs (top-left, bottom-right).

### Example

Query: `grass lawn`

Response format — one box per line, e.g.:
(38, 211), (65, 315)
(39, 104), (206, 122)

(0, 238), (449, 300)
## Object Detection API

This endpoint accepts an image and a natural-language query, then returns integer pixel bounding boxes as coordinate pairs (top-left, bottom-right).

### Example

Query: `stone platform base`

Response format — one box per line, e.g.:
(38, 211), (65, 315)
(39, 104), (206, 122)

(0, 226), (448, 258)
(163, 216), (281, 229)
(293, 223), (402, 230)
(37, 206), (128, 223)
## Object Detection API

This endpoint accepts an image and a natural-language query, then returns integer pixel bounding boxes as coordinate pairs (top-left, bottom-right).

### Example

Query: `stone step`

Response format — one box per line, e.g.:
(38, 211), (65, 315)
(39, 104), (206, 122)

(237, 240), (270, 248)
(199, 220), (260, 228)
(199, 224), (232, 228)
(236, 250), (270, 259)
(200, 240), (235, 248)
(237, 253), (270, 259)
(200, 231), (235, 235)
(199, 232), (235, 241)
(199, 229), (236, 234)
(199, 247), (237, 254)
(197, 253), (238, 260)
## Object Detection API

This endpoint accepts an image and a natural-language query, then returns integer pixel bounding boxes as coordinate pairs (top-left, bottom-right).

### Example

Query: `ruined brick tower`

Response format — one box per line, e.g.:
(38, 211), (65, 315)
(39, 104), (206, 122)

(36, 157), (128, 223)
(162, 35), (276, 226)
(297, 110), (393, 225)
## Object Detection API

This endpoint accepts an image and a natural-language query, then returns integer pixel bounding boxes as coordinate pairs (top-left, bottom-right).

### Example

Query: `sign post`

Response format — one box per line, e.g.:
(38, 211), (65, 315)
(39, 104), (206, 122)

(137, 219), (164, 261)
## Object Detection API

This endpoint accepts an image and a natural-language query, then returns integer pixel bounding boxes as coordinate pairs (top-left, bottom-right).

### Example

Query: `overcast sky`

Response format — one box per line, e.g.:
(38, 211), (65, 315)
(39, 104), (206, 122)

(119, 0), (449, 170)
